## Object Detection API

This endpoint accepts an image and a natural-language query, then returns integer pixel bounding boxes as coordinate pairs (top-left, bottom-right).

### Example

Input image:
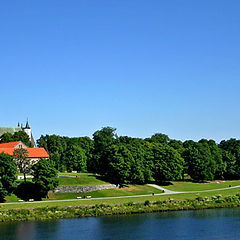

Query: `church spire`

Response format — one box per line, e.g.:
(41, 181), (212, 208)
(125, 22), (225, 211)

(17, 121), (20, 127)
(25, 119), (30, 129)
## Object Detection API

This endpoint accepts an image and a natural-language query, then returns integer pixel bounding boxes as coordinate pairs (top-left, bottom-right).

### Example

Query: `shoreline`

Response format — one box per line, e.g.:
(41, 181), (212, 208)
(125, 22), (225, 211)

(1, 194), (240, 223)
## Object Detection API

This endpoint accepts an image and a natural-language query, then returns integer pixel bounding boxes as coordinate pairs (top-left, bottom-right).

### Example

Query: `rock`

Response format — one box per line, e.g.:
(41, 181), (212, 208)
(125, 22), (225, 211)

(55, 184), (117, 193)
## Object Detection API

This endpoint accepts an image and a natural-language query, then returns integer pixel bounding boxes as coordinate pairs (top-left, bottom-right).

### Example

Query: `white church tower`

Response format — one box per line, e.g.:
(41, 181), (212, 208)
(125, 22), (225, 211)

(22, 120), (36, 147)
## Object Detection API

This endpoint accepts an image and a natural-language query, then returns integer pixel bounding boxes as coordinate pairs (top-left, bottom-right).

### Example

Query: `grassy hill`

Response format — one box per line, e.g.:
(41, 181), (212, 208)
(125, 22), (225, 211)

(58, 173), (109, 186)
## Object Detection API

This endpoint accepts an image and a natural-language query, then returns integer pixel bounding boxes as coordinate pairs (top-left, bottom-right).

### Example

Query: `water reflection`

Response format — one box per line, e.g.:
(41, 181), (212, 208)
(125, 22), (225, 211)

(1, 208), (240, 240)
(0, 221), (59, 240)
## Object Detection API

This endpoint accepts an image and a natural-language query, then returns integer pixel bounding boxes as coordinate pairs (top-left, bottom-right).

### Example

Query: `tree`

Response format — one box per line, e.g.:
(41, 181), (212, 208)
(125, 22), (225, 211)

(149, 143), (184, 182)
(0, 153), (17, 202)
(32, 159), (58, 198)
(62, 145), (87, 172)
(37, 134), (66, 171)
(146, 133), (170, 144)
(0, 131), (33, 147)
(13, 131), (33, 147)
(103, 144), (133, 185)
(91, 127), (117, 174)
(118, 136), (153, 183)
(183, 141), (216, 181)
(221, 150), (236, 179)
(219, 139), (240, 179)
(37, 134), (94, 172)
(0, 132), (13, 143)
(13, 148), (30, 183)
(199, 139), (226, 179)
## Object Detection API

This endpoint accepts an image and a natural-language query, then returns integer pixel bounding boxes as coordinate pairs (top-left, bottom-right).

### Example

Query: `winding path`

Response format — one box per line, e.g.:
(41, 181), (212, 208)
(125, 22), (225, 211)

(148, 184), (240, 194)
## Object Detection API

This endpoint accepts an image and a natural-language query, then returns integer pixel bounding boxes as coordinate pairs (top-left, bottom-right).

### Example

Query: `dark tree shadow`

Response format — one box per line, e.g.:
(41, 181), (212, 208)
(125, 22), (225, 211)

(14, 182), (42, 201)
(154, 181), (173, 186)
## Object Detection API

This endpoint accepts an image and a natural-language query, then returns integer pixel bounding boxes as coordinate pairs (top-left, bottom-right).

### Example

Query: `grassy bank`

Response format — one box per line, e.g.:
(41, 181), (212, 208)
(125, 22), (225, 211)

(58, 173), (109, 186)
(1, 193), (240, 222)
(162, 180), (240, 191)
(1, 185), (240, 210)
(48, 185), (163, 200)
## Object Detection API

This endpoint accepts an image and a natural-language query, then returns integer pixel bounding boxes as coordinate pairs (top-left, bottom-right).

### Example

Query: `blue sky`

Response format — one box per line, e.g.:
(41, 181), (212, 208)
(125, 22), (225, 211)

(1, 1), (240, 142)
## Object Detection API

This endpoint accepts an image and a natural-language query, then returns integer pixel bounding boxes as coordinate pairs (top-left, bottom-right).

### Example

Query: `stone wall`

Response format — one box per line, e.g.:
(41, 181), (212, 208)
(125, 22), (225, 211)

(55, 184), (117, 193)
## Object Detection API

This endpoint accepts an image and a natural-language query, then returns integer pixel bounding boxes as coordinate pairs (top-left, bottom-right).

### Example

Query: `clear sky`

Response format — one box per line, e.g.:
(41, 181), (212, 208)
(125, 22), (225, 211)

(1, 1), (240, 142)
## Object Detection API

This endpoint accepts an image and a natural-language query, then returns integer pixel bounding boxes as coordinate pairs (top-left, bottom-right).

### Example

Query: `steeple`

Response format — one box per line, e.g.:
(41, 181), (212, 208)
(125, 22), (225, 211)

(17, 121), (20, 127)
(25, 119), (30, 129)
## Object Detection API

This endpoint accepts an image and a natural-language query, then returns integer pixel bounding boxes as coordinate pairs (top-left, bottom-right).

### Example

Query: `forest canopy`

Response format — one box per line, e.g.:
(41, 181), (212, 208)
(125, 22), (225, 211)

(36, 127), (240, 184)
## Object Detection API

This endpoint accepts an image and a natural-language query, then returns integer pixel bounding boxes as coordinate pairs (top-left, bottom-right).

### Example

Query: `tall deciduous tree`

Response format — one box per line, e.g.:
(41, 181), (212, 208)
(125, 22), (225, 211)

(149, 143), (184, 182)
(0, 153), (17, 202)
(103, 144), (133, 185)
(62, 145), (87, 172)
(91, 127), (117, 174)
(32, 159), (58, 198)
(183, 141), (216, 181)
(146, 133), (170, 144)
(219, 139), (240, 179)
(13, 148), (30, 183)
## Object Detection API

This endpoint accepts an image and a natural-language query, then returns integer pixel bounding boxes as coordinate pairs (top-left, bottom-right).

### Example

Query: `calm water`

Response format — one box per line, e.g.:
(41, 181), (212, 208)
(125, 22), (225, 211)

(1, 208), (240, 240)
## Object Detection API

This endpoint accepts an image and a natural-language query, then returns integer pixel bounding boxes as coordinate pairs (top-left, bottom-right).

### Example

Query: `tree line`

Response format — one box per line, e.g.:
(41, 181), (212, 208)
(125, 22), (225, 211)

(0, 153), (58, 202)
(37, 127), (240, 184)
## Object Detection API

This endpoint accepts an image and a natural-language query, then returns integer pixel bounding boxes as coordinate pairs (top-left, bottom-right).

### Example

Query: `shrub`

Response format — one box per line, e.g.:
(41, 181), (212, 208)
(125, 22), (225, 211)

(144, 200), (151, 206)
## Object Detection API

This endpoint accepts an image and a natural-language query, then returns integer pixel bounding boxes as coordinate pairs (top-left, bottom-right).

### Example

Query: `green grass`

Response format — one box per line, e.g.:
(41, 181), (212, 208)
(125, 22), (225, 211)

(3, 179), (240, 211)
(16, 173), (110, 186)
(2, 186), (240, 210)
(58, 173), (109, 186)
(48, 185), (162, 200)
(4, 194), (20, 203)
(161, 180), (240, 191)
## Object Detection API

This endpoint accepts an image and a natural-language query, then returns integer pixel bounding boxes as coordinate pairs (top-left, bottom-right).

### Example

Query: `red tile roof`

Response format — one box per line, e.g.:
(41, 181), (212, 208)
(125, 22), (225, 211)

(0, 141), (21, 148)
(0, 148), (49, 158)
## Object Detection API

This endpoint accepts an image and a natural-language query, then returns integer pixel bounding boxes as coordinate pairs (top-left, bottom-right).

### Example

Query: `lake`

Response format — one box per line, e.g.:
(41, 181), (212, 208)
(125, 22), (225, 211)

(1, 208), (240, 240)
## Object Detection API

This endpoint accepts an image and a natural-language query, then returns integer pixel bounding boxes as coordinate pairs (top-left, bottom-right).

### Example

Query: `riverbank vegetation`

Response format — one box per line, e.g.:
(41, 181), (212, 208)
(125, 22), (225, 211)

(1, 192), (240, 222)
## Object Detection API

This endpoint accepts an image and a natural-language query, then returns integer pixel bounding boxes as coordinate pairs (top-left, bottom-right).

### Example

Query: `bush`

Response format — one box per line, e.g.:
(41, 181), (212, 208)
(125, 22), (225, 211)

(144, 200), (151, 206)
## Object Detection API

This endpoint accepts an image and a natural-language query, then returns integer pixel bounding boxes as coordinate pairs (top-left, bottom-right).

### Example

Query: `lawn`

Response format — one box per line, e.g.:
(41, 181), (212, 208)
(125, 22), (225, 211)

(161, 180), (240, 192)
(58, 173), (109, 186)
(48, 185), (163, 200)
(3, 177), (240, 210)
(1, 186), (240, 210)
(16, 173), (110, 186)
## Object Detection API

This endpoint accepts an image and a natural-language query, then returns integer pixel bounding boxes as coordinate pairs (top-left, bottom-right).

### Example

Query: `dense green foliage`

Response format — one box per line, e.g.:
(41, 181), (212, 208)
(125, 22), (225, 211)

(37, 127), (240, 183)
(0, 131), (33, 147)
(37, 135), (93, 172)
(150, 143), (184, 182)
(0, 153), (17, 202)
(32, 159), (59, 198)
